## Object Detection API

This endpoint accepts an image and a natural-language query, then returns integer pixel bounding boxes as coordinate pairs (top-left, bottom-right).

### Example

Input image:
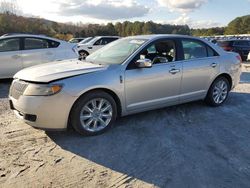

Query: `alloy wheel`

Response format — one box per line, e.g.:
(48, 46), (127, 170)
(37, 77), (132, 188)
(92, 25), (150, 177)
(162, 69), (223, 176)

(80, 98), (113, 132)
(212, 80), (228, 104)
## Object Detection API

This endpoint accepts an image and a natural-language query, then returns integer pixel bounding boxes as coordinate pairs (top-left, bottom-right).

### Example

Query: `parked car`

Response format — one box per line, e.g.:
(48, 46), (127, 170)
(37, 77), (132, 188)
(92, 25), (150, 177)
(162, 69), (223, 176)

(217, 39), (250, 61)
(77, 36), (120, 59)
(69, 38), (85, 43)
(9, 35), (242, 136)
(78, 37), (94, 44)
(0, 34), (78, 79)
(247, 51), (250, 61)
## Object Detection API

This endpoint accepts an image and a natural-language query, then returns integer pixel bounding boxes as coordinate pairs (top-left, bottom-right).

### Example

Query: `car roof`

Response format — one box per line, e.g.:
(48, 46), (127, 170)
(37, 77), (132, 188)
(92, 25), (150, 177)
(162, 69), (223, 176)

(95, 36), (120, 38)
(0, 34), (62, 42)
(127, 34), (225, 54)
(71, 37), (85, 39)
(124, 34), (204, 41)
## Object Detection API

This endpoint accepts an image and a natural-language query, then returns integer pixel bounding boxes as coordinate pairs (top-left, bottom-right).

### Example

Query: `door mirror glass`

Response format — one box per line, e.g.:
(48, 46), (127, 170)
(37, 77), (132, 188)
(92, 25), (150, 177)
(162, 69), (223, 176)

(135, 58), (152, 68)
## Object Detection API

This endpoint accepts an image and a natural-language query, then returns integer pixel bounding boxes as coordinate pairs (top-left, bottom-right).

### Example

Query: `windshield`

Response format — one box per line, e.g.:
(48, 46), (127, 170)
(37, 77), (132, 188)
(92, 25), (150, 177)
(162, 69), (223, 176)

(79, 37), (94, 44)
(86, 38), (147, 65)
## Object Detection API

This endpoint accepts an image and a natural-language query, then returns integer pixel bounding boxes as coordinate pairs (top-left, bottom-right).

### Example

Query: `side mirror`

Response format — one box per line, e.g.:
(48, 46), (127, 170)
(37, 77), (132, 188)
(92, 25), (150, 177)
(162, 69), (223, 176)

(135, 58), (152, 68)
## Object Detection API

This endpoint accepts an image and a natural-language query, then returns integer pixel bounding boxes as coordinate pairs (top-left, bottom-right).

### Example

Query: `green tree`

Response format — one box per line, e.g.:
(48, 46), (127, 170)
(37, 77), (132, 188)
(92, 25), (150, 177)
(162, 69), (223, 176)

(225, 15), (250, 34)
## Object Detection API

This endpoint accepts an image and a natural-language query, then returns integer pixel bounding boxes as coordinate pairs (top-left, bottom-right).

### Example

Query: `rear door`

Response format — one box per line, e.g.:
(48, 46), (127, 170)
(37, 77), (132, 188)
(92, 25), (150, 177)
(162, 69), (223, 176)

(180, 39), (220, 102)
(0, 37), (22, 78)
(22, 37), (56, 68)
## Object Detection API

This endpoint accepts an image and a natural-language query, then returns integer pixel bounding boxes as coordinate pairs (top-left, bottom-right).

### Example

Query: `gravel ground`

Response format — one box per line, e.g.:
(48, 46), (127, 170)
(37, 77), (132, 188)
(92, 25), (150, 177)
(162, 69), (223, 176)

(0, 63), (250, 188)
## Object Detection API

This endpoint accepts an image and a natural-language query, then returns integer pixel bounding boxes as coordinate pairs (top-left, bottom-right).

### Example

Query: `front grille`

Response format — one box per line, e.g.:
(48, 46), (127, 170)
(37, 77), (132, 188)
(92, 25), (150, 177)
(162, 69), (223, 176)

(10, 80), (28, 99)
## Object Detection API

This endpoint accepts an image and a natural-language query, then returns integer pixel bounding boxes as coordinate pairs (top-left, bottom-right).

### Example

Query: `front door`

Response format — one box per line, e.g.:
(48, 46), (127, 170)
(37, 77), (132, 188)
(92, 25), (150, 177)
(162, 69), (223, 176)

(125, 39), (182, 112)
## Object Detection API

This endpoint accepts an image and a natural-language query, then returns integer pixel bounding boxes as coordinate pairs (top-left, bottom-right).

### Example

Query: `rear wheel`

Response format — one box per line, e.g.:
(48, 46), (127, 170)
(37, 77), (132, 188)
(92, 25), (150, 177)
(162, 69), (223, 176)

(205, 77), (230, 106)
(70, 91), (117, 136)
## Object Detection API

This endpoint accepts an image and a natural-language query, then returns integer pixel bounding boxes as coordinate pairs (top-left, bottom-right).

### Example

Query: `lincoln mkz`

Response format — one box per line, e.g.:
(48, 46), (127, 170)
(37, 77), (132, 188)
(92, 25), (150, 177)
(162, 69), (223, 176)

(9, 35), (242, 135)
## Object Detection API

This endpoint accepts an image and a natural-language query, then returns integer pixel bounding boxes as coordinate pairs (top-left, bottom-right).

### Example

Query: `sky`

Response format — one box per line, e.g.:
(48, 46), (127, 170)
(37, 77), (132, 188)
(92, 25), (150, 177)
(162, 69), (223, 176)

(2, 0), (250, 28)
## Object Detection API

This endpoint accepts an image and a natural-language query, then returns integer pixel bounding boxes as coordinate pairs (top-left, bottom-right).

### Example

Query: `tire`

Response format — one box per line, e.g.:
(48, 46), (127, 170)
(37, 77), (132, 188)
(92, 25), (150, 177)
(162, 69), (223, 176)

(70, 91), (117, 136)
(205, 77), (230, 107)
(79, 50), (89, 60)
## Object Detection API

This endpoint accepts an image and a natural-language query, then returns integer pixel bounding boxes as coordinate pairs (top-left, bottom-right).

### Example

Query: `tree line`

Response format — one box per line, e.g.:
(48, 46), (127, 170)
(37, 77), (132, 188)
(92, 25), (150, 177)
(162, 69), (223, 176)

(0, 1), (249, 40)
(0, 13), (191, 40)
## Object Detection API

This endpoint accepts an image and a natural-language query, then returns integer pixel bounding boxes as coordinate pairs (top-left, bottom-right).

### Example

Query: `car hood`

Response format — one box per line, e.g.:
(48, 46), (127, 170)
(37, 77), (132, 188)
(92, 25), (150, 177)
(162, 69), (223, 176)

(14, 59), (108, 83)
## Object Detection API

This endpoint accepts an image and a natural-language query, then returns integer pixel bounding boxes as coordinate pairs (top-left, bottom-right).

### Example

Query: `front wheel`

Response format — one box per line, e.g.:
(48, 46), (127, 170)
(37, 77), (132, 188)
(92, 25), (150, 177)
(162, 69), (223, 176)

(205, 77), (230, 106)
(70, 91), (117, 136)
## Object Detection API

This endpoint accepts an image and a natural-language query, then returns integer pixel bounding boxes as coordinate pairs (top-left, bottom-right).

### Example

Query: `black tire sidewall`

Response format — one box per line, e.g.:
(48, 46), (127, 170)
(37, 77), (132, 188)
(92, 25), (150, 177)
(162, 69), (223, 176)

(70, 91), (117, 136)
(79, 50), (89, 59)
(205, 77), (230, 107)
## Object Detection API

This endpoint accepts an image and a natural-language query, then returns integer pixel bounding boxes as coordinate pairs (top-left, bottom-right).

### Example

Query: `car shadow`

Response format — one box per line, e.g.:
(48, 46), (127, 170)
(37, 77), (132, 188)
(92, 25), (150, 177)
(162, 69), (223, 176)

(0, 79), (12, 98)
(47, 91), (250, 187)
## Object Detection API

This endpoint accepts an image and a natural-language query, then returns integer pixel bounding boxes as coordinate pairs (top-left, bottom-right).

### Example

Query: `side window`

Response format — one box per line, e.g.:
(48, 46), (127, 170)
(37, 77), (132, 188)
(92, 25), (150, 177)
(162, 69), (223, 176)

(107, 38), (119, 43)
(24, 38), (49, 50)
(94, 39), (102, 45)
(182, 40), (217, 60)
(101, 38), (112, 45)
(207, 46), (218, 57)
(49, 40), (60, 48)
(0, 38), (20, 52)
(147, 45), (156, 54)
(127, 40), (176, 70)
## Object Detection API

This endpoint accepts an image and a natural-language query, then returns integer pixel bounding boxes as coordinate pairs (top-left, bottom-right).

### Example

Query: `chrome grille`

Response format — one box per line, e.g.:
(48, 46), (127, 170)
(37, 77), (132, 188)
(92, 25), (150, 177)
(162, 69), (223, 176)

(10, 80), (28, 99)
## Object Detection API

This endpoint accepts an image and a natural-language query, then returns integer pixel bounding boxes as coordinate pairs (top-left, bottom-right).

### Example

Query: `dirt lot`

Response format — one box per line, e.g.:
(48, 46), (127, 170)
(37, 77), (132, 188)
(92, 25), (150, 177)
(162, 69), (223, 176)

(0, 63), (250, 188)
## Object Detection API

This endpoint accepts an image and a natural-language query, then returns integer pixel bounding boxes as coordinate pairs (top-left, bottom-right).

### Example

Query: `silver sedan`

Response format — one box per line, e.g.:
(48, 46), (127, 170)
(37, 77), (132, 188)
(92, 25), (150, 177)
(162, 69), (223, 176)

(9, 35), (242, 136)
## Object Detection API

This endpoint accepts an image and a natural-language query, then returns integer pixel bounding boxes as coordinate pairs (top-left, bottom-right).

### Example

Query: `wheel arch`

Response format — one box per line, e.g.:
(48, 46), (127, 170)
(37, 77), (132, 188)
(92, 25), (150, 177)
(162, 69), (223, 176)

(78, 49), (89, 55)
(213, 73), (233, 90)
(206, 72), (233, 99)
(67, 88), (122, 129)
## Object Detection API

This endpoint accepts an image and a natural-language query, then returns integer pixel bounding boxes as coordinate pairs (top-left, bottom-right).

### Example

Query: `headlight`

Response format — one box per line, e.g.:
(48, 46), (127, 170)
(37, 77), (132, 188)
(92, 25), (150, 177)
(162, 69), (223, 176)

(23, 84), (63, 96)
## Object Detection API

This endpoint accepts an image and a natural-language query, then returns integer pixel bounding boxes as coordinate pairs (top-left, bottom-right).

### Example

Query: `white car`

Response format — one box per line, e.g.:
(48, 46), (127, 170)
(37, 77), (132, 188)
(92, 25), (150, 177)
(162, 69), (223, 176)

(77, 36), (120, 59)
(247, 51), (250, 61)
(0, 34), (78, 79)
(68, 38), (85, 43)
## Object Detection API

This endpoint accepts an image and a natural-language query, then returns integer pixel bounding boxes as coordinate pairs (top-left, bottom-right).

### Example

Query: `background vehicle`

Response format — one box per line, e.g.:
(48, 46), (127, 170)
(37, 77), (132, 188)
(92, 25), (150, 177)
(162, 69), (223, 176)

(247, 51), (250, 61)
(9, 35), (242, 136)
(69, 38), (85, 43)
(0, 34), (78, 79)
(217, 39), (250, 61)
(78, 37), (94, 44)
(77, 36), (120, 59)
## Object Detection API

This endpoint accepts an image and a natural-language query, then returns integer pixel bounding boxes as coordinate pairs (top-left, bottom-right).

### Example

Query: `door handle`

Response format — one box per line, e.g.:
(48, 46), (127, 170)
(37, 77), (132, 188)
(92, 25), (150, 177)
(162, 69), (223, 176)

(12, 55), (21, 59)
(169, 69), (180, 74)
(211, 63), (217, 68)
(87, 46), (93, 49)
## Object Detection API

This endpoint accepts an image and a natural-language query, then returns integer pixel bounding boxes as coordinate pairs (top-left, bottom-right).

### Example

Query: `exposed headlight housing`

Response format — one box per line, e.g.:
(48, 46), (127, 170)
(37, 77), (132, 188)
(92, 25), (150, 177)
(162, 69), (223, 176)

(23, 84), (63, 96)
